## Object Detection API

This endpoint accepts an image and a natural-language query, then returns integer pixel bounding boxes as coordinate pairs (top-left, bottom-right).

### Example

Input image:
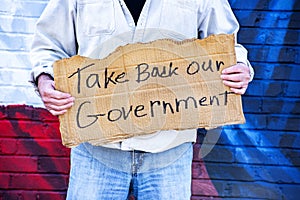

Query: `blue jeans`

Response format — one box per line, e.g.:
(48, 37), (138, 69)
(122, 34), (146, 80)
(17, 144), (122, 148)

(66, 142), (193, 200)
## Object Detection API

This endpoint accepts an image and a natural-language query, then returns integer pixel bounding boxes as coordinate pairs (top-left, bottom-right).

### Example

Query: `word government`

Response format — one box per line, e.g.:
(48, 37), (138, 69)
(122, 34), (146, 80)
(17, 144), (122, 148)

(76, 91), (234, 129)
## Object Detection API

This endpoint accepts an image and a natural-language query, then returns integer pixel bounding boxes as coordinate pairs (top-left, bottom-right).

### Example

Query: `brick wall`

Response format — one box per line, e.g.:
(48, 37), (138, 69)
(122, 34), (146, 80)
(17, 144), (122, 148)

(0, 105), (219, 199)
(0, 0), (300, 199)
(199, 0), (300, 199)
(0, 0), (46, 106)
(0, 106), (69, 199)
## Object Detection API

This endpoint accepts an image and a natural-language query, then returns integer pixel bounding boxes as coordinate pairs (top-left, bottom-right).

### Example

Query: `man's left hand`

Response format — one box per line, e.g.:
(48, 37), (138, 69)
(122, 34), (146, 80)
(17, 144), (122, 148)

(221, 63), (251, 95)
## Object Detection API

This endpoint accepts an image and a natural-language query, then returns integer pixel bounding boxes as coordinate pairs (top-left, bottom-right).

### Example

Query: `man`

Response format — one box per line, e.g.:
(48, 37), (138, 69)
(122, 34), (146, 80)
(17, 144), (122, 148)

(31, 0), (254, 199)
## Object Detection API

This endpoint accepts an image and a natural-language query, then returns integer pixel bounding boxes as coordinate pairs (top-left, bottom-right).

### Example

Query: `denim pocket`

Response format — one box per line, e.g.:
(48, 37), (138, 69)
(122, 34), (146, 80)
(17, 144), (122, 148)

(78, 0), (116, 36)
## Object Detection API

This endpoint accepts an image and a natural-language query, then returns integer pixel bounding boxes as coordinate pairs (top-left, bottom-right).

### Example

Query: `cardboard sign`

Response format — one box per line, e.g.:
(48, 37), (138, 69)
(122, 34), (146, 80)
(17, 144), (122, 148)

(53, 34), (245, 147)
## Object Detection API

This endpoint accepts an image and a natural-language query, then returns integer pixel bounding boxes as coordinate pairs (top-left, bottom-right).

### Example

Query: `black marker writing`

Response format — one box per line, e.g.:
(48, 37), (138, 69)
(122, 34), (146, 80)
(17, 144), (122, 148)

(136, 62), (179, 83)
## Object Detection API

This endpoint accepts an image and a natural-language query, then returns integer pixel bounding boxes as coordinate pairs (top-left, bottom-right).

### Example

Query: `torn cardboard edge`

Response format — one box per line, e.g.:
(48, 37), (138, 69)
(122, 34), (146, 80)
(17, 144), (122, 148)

(53, 34), (245, 148)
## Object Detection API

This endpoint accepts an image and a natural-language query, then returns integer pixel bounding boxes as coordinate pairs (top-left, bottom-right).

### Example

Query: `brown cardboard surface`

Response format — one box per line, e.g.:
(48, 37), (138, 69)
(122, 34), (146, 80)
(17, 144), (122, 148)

(53, 34), (245, 147)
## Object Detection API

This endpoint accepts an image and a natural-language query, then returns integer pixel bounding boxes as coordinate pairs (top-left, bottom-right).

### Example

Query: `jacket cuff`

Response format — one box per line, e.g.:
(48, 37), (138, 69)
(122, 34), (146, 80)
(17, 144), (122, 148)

(30, 65), (54, 96)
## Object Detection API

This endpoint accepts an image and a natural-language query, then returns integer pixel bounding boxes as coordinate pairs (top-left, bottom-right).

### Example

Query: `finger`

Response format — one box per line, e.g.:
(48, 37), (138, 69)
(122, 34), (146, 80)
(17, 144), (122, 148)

(42, 96), (74, 109)
(222, 63), (249, 75)
(39, 87), (70, 99)
(43, 94), (74, 105)
(223, 80), (247, 89)
(229, 87), (247, 95)
(221, 73), (244, 82)
(41, 90), (74, 105)
(48, 109), (68, 116)
(223, 80), (248, 95)
(46, 89), (72, 100)
(222, 65), (243, 74)
(45, 101), (74, 112)
(221, 69), (251, 82)
(51, 81), (56, 89)
(45, 101), (74, 116)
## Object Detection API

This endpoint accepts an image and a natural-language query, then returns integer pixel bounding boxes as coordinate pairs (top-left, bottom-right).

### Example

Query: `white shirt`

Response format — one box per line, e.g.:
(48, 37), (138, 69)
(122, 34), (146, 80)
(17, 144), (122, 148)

(30, 0), (253, 152)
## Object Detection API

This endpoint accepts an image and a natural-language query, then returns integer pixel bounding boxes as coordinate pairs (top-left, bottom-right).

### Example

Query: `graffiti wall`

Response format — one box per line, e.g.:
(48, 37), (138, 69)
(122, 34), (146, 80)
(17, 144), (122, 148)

(0, 105), (69, 199)
(0, 0), (299, 199)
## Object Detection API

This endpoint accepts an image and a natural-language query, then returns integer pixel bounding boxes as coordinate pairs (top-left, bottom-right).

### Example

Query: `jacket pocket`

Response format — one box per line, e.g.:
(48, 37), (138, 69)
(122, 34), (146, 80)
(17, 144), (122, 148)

(159, 0), (198, 39)
(78, 0), (116, 36)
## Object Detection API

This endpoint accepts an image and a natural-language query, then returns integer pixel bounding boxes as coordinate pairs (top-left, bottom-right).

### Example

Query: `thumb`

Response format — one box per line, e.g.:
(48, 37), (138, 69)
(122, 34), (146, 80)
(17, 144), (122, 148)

(51, 81), (56, 89)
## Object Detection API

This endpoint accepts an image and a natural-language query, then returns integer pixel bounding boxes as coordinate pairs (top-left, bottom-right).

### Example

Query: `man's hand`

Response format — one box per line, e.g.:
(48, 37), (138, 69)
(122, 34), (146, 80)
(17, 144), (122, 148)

(37, 74), (74, 116)
(221, 63), (251, 95)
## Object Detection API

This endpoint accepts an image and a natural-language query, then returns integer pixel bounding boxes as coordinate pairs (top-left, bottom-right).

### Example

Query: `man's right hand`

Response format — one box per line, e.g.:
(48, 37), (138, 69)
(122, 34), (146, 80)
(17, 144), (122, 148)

(37, 74), (74, 116)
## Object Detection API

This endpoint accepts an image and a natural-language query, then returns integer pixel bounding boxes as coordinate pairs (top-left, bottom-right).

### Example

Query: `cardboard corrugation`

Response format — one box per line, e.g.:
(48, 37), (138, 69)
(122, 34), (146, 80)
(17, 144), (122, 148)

(53, 34), (245, 147)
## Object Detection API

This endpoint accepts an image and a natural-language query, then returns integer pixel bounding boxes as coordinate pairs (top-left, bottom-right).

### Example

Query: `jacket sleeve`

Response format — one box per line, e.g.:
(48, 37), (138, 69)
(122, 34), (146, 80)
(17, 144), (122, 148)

(30, 0), (78, 87)
(197, 0), (254, 81)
